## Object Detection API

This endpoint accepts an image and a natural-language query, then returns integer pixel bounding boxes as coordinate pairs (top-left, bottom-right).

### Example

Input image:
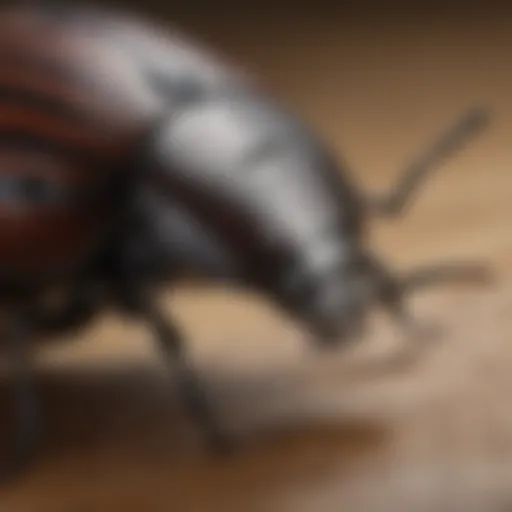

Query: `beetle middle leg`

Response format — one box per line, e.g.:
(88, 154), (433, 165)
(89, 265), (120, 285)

(0, 312), (41, 481)
(35, 276), (231, 451)
(146, 306), (230, 453)
(118, 284), (230, 453)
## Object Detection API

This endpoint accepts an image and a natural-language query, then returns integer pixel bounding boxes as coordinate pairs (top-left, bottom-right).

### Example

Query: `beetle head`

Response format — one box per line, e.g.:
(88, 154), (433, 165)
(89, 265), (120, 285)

(281, 106), (492, 346)
(284, 246), (490, 346)
(273, 242), (378, 343)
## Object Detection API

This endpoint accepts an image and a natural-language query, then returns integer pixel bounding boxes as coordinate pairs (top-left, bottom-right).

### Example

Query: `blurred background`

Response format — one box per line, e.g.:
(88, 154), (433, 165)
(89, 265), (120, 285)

(2, 1), (512, 511)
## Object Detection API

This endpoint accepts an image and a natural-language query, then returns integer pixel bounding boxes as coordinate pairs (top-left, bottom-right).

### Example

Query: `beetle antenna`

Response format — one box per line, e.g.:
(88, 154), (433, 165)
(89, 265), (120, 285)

(366, 106), (490, 217)
(398, 261), (494, 293)
(371, 258), (493, 342)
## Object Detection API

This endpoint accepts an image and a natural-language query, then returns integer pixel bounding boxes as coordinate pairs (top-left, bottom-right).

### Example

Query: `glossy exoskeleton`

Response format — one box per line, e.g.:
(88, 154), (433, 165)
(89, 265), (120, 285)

(0, 2), (492, 476)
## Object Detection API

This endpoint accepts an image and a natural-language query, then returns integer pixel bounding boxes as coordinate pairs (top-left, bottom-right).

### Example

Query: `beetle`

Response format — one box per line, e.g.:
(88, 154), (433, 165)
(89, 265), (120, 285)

(0, 1), (491, 476)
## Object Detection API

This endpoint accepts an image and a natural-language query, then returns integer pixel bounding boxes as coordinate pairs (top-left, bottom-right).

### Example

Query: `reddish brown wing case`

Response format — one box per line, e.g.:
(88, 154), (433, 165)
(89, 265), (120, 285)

(0, 4), (157, 283)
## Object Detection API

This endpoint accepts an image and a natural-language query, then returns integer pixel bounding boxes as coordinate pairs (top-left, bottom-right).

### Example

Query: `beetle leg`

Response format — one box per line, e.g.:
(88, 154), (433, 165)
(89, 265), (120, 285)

(153, 313), (230, 452)
(0, 313), (41, 481)
(128, 293), (230, 453)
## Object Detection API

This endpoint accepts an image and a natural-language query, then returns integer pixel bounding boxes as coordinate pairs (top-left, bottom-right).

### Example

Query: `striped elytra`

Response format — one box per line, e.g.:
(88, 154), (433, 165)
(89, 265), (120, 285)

(0, 3), (160, 286)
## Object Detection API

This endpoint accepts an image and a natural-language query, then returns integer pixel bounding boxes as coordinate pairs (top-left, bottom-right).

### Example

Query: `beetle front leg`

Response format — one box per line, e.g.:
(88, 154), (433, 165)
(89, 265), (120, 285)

(0, 314), (41, 481)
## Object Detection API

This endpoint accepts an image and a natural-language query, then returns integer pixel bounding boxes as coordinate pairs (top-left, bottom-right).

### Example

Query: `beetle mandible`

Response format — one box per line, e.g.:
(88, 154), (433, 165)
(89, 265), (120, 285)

(0, 1), (492, 475)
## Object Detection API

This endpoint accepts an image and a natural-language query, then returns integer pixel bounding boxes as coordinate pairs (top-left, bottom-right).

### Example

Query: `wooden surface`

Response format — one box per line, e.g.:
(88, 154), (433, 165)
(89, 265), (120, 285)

(2, 9), (512, 512)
